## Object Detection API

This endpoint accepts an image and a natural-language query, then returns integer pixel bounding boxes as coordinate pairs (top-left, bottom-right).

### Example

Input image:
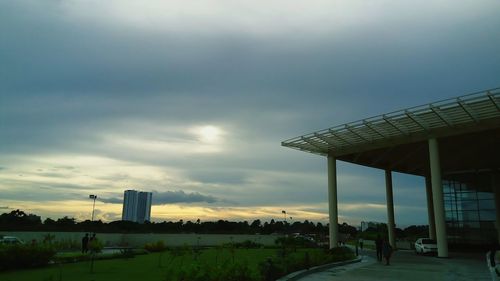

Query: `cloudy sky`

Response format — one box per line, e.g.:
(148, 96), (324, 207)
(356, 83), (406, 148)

(1, 0), (499, 227)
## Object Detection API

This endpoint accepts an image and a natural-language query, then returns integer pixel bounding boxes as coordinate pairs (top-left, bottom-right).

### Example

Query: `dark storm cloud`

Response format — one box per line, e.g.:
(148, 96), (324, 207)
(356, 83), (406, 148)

(97, 197), (123, 204)
(153, 190), (218, 205)
(187, 170), (248, 185)
(3, 1), (499, 126)
(0, 186), (85, 202)
(1, 1), (499, 160)
(98, 190), (219, 205)
(3, 1), (498, 102)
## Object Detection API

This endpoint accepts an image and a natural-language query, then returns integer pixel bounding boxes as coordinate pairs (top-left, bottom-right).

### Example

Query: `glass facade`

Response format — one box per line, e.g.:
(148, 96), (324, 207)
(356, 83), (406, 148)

(443, 171), (497, 245)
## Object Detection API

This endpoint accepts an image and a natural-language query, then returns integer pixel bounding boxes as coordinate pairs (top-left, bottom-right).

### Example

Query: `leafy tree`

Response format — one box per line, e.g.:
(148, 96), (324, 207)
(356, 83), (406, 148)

(0, 209), (41, 229)
(55, 216), (76, 227)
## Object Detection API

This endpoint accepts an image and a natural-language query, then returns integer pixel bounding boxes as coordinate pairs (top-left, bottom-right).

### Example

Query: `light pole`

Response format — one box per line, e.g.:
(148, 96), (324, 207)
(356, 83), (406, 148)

(282, 210), (287, 236)
(89, 195), (97, 222)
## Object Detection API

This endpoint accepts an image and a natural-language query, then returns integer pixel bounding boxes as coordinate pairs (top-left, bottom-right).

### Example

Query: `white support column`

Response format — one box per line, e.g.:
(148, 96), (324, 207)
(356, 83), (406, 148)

(385, 170), (396, 248)
(328, 155), (339, 248)
(492, 173), (500, 244)
(428, 138), (448, 258)
(425, 177), (437, 240)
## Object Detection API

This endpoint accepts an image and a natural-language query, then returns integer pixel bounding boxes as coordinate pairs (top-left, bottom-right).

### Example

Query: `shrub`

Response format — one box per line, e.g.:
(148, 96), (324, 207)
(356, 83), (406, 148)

(144, 240), (167, 252)
(54, 248), (149, 264)
(173, 264), (212, 281)
(260, 247), (355, 280)
(88, 239), (104, 254)
(54, 252), (88, 264)
(0, 244), (56, 271)
(169, 262), (257, 281)
(326, 246), (355, 262)
(42, 233), (56, 244)
(218, 262), (256, 281)
(233, 240), (263, 249)
(131, 248), (149, 255)
(53, 239), (80, 251)
(275, 236), (315, 251)
(259, 258), (285, 281)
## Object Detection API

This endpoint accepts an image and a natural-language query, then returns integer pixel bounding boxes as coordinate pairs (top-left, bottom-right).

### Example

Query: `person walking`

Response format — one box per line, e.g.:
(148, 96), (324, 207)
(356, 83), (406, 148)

(81, 233), (89, 254)
(382, 239), (393, 265)
(375, 235), (383, 261)
(90, 232), (96, 242)
(359, 238), (364, 250)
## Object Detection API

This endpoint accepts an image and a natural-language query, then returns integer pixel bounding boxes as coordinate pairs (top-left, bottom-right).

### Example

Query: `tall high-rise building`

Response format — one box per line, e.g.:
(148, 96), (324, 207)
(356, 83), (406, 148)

(122, 190), (152, 223)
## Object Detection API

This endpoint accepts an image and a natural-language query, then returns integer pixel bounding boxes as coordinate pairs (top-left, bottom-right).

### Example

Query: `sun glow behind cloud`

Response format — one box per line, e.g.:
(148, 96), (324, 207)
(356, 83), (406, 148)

(191, 125), (225, 143)
(98, 123), (227, 155)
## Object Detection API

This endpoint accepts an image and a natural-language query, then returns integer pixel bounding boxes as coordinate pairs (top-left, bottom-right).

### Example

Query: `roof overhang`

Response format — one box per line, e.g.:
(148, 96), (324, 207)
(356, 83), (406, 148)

(282, 88), (500, 176)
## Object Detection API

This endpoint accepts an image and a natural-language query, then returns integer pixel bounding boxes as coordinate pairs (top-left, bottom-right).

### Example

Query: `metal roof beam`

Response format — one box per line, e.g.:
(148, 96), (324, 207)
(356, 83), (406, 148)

(285, 142), (316, 152)
(430, 106), (454, 126)
(313, 133), (338, 147)
(405, 110), (429, 130)
(383, 116), (410, 135)
(345, 125), (371, 142)
(328, 129), (354, 145)
(362, 121), (387, 138)
(457, 99), (479, 122)
(487, 91), (500, 111)
(301, 137), (328, 150)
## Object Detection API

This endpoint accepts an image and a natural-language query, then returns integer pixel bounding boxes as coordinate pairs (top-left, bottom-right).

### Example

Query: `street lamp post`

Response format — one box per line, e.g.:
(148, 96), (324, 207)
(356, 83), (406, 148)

(89, 195), (97, 222)
(282, 210), (287, 236)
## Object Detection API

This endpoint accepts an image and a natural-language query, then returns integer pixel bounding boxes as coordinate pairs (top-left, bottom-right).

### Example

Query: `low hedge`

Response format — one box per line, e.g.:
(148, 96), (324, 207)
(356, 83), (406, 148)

(55, 248), (149, 264)
(260, 246), (355, 281)
(0, 244), (56, 271)
(144, 240), (167, 252)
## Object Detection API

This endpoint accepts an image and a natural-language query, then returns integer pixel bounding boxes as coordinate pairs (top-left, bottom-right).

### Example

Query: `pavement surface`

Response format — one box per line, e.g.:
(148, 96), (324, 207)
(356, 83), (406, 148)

(299, 249), (491, 281)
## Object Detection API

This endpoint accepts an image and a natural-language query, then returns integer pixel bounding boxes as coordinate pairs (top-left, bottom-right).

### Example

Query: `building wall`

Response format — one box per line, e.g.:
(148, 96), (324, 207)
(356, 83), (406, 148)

(137, 192), (152, 223)
(122, 190), (152, 223)
(122, 190), (139, 222)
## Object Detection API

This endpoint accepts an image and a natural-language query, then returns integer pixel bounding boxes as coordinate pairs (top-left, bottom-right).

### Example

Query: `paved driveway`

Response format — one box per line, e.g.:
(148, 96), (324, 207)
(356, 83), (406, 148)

(299, 249), (491, 281)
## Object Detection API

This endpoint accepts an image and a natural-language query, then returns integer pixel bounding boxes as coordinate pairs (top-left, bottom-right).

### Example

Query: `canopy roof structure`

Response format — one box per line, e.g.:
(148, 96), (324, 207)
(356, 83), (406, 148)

(282, 88), (500, 176)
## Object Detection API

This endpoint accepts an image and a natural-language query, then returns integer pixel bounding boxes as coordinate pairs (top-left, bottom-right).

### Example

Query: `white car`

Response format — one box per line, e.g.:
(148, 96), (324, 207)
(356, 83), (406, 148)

(414, 238), (437, 254)
(0, 235), (24, 245)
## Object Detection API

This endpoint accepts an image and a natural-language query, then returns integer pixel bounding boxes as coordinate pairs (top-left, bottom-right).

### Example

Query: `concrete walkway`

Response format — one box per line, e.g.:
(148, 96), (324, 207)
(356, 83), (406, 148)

(298, 249), (491, 281)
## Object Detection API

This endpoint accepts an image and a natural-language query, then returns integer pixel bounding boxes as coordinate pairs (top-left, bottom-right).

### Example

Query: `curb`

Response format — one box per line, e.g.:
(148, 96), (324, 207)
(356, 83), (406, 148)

(276, 256), (363, 281)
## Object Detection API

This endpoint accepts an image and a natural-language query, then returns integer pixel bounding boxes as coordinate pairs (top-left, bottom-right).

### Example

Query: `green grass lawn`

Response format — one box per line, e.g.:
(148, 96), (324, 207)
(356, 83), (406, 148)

(0, 248), (332, 281)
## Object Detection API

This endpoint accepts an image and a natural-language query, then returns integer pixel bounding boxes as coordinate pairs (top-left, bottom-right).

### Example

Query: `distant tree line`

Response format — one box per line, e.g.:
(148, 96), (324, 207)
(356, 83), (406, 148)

(0, 210), (357, 236)
(358, 222), (429, 240)
(0, 209), (427, 239)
